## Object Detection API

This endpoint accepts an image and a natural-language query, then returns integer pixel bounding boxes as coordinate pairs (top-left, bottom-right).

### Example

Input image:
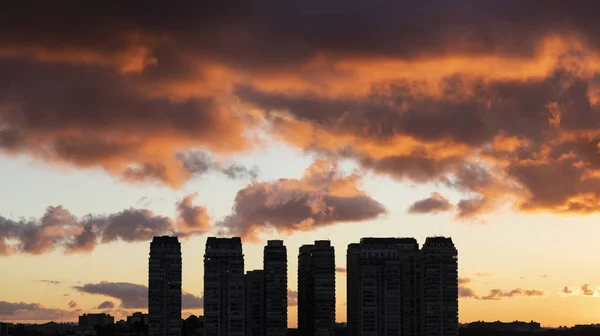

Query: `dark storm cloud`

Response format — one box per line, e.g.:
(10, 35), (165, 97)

(239, 66), (600, 216)
(408, 192), (453, 214)
(0, 58), (249, 187)
(4, 1), (600, 66)
(2, 0), (600, 221)
(74, 281), (202, 310)
(0, 194), (209, 255)
(360, 155), (464, 185)
(217, 160), (387, 241)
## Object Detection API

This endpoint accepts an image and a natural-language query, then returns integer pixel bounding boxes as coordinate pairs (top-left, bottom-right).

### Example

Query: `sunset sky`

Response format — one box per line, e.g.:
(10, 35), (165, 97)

(3, 0), (600, 328)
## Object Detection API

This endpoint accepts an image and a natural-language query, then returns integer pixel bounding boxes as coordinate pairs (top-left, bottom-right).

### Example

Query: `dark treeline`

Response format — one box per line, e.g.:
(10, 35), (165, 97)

(8, 323), (600, 336)
(459, 327), (600, 336)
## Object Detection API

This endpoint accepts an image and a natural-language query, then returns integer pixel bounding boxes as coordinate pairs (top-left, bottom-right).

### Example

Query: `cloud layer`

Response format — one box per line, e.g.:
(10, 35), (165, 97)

(408, 192), (453, 214)
(217, 160), (387, 241)
(458, 277), (545, 300)
(73, 281), (203, 310)
(0, 301), (79, 321)
(2, 2), (600, 221)
(0, 194), (209, 255)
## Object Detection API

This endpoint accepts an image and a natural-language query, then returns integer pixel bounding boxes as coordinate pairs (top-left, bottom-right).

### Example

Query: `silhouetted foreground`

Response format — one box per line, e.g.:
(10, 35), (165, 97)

(459, 327), (600, 336)
(6, 322), (600, 336)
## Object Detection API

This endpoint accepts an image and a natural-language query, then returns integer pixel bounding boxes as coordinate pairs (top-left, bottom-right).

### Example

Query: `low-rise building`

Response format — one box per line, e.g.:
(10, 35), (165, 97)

(79, 313), (114, 333)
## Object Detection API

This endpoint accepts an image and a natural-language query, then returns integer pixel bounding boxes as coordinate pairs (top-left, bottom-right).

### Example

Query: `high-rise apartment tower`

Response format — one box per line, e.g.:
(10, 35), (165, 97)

(204, 237), (245, 336)
(297, 240), (335, 336)
(346, 238), (421, 336)
(422, 237), (458, 336)
(264, 240), (288, 336)
(244, 270), (265, 336)
(148, 236), (182, 336)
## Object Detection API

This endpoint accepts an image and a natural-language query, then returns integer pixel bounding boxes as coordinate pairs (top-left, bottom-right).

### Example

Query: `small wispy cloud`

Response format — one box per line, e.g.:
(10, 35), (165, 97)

(581, 284), (596, 296)
(32, 280), (61, 285)
(560, 284), (600, 297)
(480, 288), (545, 300)
(335, 267), (347, 274)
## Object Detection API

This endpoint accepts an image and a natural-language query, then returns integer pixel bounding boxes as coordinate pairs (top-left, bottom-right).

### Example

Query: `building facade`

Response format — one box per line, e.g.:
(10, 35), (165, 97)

(346, 236), (457, 336)
(204, 237), (245, 336)
(264, 240), (288, 336)
(297, 240), (335, 336)
(245, 270), (265, 336)
(346, 238), (421, 336)
(422, 237), (458, 336)
(148, 236), (182, 336)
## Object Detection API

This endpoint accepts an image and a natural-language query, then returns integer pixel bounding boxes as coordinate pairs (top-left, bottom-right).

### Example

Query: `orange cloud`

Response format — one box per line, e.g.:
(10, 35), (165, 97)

(408, 192), (453, 214)
(217, 160), (387, 241)
(0, 194), (209, 255)
(3, 2), (600, 221)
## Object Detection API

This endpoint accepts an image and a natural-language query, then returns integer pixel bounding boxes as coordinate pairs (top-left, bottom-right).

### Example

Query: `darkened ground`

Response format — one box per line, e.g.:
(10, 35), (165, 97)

(7, 321), (600, 336)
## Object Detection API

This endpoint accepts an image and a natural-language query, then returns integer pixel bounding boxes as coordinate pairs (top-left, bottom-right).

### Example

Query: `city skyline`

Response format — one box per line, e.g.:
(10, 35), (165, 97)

(5, 0), (600, 330)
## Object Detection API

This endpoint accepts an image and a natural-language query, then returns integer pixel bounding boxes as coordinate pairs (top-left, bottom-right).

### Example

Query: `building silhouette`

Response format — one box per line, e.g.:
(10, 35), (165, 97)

(204, 237), (245, 336)
(346, 238), (421, 336)
(464, 321), (541, 332)
(264, 240), (288, 336)
(148, 236), (182, 336)
(245, 270), (265, 336)
(346, 236), (457, 336)
(127, 312), (149, 327)
(79, 313), (114, 333)
(422, 237), (458, 336)
(297, 240), (336, 336)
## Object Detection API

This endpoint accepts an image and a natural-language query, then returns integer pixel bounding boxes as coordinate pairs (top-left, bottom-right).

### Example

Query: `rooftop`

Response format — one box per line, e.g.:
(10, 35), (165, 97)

(423, 236), (455, 247)
(151, 236), (180, 244)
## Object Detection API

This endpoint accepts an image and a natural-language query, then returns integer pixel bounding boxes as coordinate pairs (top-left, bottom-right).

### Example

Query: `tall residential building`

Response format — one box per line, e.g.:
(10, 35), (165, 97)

(346, 238), (421, 336)
(148, 236), (182, 336)
(204, 237), (245, 336)
(245, 270), (265, 336)
(346, 244), (360, 336)
(422, 237), (458, 336)
(0, 323), (7, 336)
(297, 240), (335, 336)
(264, 240), (288, 336)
